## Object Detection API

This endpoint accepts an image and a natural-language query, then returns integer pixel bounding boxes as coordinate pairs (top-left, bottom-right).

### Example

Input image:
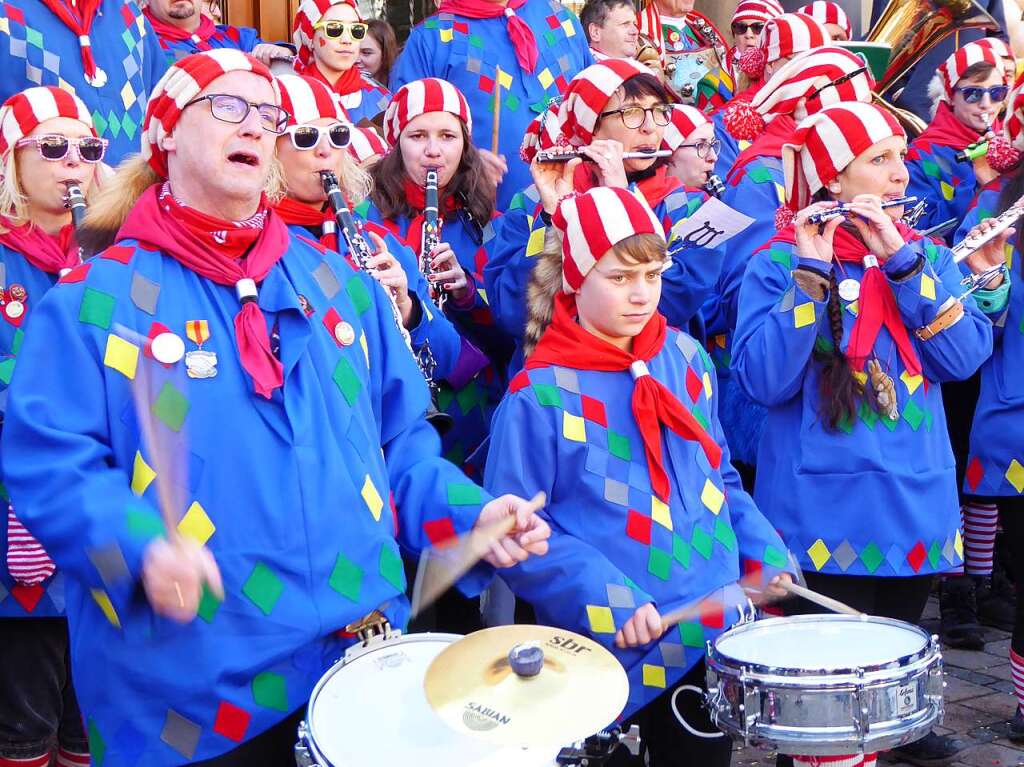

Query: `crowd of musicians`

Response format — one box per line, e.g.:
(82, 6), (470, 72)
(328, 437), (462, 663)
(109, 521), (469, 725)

(0, 0), (1023, 765)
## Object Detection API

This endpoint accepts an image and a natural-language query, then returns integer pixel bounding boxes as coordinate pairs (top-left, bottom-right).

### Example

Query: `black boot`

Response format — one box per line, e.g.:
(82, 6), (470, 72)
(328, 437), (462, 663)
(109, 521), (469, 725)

(939, 575), (985, 650)
(1009, 709), (1024, 743)
(976, 554), (1016, 631)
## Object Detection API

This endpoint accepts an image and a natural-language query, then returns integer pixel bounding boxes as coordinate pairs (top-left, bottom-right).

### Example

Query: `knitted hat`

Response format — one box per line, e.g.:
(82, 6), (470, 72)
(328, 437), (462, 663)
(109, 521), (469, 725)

(795, 2), (852, 40)
(348, 125), (388, 164)
(938, 41), (1002, 102)
(742, 12), (831, 80)
(141, 49), (279, 178)
(724, 46), (873, 139)
(662, 104), (710, 151)
(976, 37), (1014, 67)
(382, 78), (472, 146)
(731, 0), (784, 26)
(276, 73), (345, 125)
(0, 86), (95, 157)
(558, 58), (655, 146)
(292, 0), (361, 68)
(553, 187), (664, 292)
(988, 71), (1024, 172)
(520, 102), (564, 163)
(782, 101), (904, 212)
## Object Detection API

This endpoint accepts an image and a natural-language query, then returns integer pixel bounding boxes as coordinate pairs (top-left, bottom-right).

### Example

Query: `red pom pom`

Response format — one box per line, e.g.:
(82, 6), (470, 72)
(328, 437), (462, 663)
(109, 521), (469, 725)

(986, 136), (1022, 173)
(723, 101), (766, 141)
(774, 205), (795, 230)
(738, 47), (767, 79)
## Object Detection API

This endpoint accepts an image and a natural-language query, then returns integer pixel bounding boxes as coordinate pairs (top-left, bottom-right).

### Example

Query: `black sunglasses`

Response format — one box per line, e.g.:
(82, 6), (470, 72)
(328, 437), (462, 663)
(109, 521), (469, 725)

(284, 123), (352, 150)
(731, 21), (765, 35)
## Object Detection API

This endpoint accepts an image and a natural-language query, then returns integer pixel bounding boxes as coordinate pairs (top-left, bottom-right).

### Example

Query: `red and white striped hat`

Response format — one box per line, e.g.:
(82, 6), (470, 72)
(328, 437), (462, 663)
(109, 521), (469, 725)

(662, 104), (709, 152)
(0, 86), (94, 157)
(938, 41), (1002, 101)
(764, 13), (830, 65)
(553, 186), (664, 292)
(142, 49), (279, 178)
(382, 78), (472, 146)
(276, 73), (345, 125)
(795, 2), (852, 40)
(520, 104), (563, 163)
(558, 58), (654, 146)
(782, 101), (904, 212)
(292, 0), (360, 68)
(726, 46), (873, 139)
(348, 125), (388, 164)
(732, 0), (784, 26)
(976, 37), (1014, 66)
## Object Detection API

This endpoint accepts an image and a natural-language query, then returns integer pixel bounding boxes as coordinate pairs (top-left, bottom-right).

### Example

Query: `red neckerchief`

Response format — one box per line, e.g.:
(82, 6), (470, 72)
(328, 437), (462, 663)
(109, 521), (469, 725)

(298, 59), (368, 97)
(143, 8), (218, 49)
(571, 164), (682, 208)
(401, 176), (461, 256)
(915, 101), (996, 151)
(434, 0), (538, 73)
(0, 218), (79, 275)
(526, 292), (722, 502)
(273, 196), (338, 251)
(39, 0), (103, 84)
(761, 223), (923, 377)
(728, 114), (796, 182)
(116, 185), (288, 399)
(731, 81), (761, 105)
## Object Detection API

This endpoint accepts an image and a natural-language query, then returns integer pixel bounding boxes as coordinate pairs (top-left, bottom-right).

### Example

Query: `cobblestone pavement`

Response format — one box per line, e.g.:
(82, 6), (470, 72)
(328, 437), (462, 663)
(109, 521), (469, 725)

(732, 597), (1023, 767)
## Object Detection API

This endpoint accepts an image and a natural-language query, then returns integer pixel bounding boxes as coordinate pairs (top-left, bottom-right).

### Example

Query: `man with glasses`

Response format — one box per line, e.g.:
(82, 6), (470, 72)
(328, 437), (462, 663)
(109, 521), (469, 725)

(581, 0), (640, 61)
(143, 0), (293, 68)
(0, 49), (550, 767)
(0, 0), (168, 165)
(390, 0), (594, 209)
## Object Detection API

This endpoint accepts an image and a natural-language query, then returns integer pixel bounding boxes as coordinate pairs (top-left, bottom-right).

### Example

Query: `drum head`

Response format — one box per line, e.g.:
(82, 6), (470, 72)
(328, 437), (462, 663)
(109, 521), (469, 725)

(713, 615), (928, 671)
(307, 634), (557, 766)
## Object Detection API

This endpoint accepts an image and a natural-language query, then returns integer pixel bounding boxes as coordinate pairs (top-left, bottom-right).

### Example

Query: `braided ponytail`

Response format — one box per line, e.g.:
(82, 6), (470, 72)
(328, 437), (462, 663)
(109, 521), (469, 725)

(813, 270), (862, 430)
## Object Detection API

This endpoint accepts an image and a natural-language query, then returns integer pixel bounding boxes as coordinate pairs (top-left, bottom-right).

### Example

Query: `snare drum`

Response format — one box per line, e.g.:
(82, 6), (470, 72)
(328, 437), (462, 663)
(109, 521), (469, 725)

(295, 632), (558, 767)
(705, 615), (944, 755)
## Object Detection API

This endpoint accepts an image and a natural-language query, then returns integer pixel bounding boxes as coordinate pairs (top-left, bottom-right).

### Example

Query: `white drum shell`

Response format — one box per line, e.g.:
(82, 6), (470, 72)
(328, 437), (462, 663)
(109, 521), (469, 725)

(705, 615), (944, 755)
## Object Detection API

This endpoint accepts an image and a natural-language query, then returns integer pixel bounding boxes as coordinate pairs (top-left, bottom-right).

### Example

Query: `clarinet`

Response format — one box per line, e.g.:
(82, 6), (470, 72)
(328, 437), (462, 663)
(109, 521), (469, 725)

(62, 181), (87, 268)
(703, 173), (725, 198)
(420, 169), (447, 311)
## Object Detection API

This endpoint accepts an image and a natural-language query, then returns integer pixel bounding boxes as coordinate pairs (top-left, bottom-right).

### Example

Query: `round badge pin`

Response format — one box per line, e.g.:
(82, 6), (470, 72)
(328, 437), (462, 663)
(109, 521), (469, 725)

(838, 279), (860, 303)
(151, 332), (186, 364)
(4, 300), (24, 319)
(335, 321), (356, 347)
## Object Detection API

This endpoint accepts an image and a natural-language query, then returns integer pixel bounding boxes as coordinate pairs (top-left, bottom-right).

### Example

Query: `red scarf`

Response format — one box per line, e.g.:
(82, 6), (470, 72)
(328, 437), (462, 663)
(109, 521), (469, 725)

(728, 114), (796, 182)
(117, 186), (288, 399)
(915, 101), (994, 151)
(572, 164), (682, 208)
(273, 196), (338, 251)
(401, 176), (461, 256)
(527, 293), (722, 502)
(0, 218), (79, 275)
(435, 0), (538, 73)
(39, 0), (104, 85)
(298, 59), (367, 97)
(764, 223), (923, 377)
(143, 8), (218, 49)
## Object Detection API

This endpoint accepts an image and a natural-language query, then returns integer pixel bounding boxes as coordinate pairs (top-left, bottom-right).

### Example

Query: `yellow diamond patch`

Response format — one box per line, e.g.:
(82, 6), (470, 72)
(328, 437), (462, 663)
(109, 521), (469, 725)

(120, 80), (136, 110)
(651, 496), (672, 530)
(1006, 459), (1024, 493)
(954, 529), (964, 559)
(700, 479), (724, 515)
(497, 68), (513, 90)
(362, 475), (384, 521)
(807, 538), (831, 570)
(920, 273), (936, 301)
(793, 302), (816, 328)
(537, 68), (554, 89)
(439, 27), (453, 42)
(852, 370), (868, 386)
(702, 371), (713, 400)
(103, 334), (139, 380)
(91, 589), (121, 628)
(130, 451), (156, 496)
(642, 664), (667, 688)
(940, 181), (954, 201)
(178, 501), (215, 545)
(586, 605), (615, 634)
(526, 226), (546, 257)
(359, 331), (369, 368)
(900, 371), (923, 394)
(562, 18), (576, 36)
(562, 411), (586, 443)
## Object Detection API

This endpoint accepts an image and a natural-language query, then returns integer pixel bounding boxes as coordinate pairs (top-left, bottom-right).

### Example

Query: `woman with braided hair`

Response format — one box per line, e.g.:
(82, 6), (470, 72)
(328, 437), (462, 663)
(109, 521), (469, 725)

(734, 100), (1000, 767)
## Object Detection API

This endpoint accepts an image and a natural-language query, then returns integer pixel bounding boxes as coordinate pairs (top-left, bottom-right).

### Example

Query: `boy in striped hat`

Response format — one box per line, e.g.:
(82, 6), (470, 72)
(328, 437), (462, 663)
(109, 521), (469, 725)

(795, 1), (852, 42)
(486, 183), (792, 766)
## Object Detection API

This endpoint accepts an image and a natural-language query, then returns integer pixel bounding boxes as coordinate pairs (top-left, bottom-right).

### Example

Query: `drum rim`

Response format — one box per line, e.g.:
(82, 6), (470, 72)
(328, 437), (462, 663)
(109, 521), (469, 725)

(708, 614), (934, 676)
(302, 631), (464, 766)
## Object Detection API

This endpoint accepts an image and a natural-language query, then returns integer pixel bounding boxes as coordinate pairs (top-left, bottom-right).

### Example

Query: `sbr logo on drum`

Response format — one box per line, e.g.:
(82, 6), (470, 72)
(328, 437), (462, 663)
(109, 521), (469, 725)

(462, 702), (513, 731)
(546, 636), (594, 655)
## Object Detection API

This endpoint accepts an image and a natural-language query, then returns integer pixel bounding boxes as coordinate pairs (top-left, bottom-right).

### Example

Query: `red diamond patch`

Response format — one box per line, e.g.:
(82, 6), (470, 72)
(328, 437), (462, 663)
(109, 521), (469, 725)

(580, 395), (607, 427)
(906, 541), (927, 573)
(965, 457), (984, 492)
(213, 701), (251, 742)
(11, 584), (44, 613)
(625, 510), (652, 545)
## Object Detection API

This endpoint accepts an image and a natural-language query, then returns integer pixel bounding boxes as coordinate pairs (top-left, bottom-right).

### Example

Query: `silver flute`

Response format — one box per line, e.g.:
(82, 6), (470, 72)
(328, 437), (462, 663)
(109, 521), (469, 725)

(951, 203), (1024, 263)
(534, 147), (672, 163)
(806, 196), (918, 225)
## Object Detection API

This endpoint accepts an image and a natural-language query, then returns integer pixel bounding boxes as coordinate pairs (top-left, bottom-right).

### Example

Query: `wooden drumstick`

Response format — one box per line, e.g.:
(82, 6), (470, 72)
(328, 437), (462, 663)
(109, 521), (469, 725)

(491, 66), (502, 155)
(777, 580), (864, 617)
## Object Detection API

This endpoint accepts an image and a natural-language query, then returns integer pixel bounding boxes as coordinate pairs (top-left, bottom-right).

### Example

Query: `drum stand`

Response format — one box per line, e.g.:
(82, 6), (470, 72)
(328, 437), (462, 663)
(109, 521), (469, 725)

(556, 725), (642, 766)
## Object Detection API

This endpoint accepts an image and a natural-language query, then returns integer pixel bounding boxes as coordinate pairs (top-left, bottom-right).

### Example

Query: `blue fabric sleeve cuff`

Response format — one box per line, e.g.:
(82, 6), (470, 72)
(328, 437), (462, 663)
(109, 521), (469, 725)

(882, 244), (919, 278)
(796, 257), (832, 278)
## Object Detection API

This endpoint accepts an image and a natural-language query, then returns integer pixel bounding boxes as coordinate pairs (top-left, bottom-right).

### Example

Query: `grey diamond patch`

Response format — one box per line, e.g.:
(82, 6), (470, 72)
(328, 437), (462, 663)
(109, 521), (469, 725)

(0, 579), (7, 604)
(130, 271), (160, 315)
(606, 583), (635, 609)
(160, 709), (201, 760)
(312, 261), (340, 299)
(942, 536), (956, 564)
(553, 367), (579, 393)
(123, 50), (139, 79)
(779, 286), (796, 313)
(9, 38), (26, 59)
(831, 540), (858, 571)
(87, 543), (131, 587)
(42, 50), (60, 74)
(604, 478), (629, 506)
(660, 641), (686, 668)
(26, 63), (42, 85)
(466, 57), (481, 74)
(675, 333), (698, 361)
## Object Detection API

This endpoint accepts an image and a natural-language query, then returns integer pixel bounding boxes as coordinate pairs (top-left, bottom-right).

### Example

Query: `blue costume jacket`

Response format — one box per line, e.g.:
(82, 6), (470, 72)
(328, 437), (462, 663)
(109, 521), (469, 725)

(391, 0), (594, 208)
(0, 0), (168, 164)
(1, 227), (494, 765)
(906, 138), (983, 244)
(485, 326), (789, 715)
(151, 21), (262, 66)
(733, 237), (992, 576)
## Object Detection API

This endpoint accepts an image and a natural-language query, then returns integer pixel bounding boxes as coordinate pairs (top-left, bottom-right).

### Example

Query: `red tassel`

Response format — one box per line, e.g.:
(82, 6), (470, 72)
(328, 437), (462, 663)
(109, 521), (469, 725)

(987, 136), (1022, 173)
(723, 100), (765, 141)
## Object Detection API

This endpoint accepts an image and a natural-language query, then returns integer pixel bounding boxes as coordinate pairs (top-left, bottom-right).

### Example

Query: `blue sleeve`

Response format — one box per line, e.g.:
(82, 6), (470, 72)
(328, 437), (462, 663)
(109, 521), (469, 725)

(390, 26), (438, 91)
(482, 193), (541, 340)
(483, 390), (656, 650)
(732, 248), (825, 406)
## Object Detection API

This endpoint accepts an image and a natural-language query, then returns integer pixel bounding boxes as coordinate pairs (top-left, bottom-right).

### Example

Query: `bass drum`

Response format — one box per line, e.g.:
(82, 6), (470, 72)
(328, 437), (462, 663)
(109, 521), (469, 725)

(296, 632), (559, 767)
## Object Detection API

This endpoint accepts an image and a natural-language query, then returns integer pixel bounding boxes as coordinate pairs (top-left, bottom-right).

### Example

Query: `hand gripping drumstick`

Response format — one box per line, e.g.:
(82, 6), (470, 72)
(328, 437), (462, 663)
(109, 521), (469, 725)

(410, 491), (546, 619)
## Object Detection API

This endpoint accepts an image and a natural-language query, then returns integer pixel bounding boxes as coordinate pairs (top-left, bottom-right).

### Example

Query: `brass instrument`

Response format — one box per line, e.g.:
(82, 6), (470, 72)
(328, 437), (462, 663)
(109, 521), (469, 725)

(420, 169), (446, 311)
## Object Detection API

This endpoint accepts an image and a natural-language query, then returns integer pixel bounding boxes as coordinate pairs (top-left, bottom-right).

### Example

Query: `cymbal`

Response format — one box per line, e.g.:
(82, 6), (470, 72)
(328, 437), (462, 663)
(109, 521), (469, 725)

(424, 624), (629, 748)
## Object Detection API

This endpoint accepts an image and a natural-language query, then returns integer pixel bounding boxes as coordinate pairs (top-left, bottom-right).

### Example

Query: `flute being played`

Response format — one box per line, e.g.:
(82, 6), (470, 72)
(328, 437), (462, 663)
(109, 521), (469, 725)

(535, 148), (673, 163)
(806, 196), (918, 225)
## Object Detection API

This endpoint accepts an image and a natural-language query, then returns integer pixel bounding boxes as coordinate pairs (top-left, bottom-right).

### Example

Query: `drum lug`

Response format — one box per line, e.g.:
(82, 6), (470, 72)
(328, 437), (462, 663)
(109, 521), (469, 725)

(294, 721), (316, 767)
(852, 669), (870, 748)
